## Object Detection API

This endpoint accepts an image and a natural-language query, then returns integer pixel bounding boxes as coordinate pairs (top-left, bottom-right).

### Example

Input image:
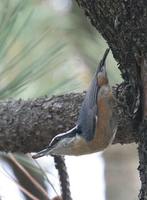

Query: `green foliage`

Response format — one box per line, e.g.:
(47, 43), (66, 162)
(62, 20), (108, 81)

(0, 0), (121, 100)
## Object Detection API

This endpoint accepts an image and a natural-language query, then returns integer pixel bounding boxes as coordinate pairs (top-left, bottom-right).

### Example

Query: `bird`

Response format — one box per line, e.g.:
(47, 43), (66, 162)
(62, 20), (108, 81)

(33, 48), (117, 158)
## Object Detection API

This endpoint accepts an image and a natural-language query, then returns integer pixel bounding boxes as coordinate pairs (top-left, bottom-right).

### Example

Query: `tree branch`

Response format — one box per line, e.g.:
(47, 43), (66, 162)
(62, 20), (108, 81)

(0, 92), (135, 153)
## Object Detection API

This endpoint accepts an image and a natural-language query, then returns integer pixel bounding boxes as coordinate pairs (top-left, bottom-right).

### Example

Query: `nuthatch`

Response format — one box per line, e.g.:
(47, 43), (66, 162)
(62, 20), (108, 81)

(33, 49), (117, 158)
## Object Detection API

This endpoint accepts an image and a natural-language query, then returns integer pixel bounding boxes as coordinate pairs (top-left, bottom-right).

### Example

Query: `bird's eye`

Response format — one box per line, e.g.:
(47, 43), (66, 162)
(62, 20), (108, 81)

(49, 136), (61, 147)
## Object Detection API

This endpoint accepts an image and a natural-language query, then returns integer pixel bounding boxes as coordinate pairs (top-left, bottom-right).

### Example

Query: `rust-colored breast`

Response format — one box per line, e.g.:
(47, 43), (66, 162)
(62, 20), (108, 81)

(88, 85), (116, 152)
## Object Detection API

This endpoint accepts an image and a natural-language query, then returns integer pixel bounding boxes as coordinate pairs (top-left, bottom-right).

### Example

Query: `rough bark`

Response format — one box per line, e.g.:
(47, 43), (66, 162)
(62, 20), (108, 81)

(0, 92), (135, 153)
(74, 0), (147, 199)
(138, 54), (147, 199)
(0, 93), (82, 153)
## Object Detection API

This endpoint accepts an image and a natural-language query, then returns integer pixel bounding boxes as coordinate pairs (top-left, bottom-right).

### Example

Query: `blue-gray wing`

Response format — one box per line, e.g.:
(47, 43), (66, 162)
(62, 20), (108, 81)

(77, 73), (99, 141)
(77, 49), (109, 141)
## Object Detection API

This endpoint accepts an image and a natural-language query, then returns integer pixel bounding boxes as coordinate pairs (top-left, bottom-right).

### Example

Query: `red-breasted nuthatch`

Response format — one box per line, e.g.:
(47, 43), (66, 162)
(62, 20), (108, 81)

(33, 49), (117, 158)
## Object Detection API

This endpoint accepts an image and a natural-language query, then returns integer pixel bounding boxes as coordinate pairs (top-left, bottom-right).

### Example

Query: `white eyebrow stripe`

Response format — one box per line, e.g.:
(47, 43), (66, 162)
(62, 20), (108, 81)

(55, 126), (78, 137)
(49, 125), (78, 146)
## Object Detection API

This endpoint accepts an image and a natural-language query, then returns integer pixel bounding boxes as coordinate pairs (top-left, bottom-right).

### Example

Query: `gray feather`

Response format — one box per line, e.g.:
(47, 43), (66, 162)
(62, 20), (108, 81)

(77, 49), (109, 141)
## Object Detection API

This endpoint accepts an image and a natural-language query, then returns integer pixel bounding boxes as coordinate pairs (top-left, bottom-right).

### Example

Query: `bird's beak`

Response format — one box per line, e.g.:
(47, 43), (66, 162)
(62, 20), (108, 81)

(32, 126), (78, 158)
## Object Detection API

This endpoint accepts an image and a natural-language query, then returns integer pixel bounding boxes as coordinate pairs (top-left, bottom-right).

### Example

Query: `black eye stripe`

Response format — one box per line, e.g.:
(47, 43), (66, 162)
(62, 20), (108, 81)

(49, 126), (79, 147)
(50, 137), (60, 147)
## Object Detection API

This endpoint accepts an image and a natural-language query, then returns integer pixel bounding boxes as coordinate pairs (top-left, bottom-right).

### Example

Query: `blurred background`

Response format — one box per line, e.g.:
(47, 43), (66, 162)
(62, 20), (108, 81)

(0, 0), (140, 199)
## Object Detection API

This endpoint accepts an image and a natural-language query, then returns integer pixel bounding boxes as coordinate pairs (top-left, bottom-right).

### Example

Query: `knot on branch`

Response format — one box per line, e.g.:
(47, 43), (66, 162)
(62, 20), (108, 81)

(113, 82), (140, 119)
(112, 81), (141, 144)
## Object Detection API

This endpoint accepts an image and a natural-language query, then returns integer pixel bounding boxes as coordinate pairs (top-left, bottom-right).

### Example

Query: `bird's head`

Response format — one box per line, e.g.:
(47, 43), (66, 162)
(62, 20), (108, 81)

(32, 126), (94, 158)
